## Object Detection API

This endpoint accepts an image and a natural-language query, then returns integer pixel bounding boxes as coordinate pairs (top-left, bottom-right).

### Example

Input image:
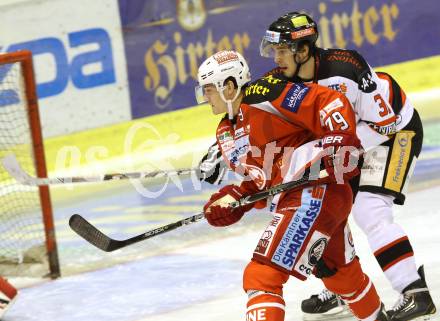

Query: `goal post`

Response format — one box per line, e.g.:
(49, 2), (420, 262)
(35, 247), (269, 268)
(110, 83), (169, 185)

(0, 50), (60, 279)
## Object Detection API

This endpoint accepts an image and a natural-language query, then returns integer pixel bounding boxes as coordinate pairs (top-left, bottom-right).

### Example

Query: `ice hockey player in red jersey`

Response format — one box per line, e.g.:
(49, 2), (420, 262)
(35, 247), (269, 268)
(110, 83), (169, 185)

(258, 11), (435, 321)
(196, 50), (390, 321)
(0, 276), (17, 319)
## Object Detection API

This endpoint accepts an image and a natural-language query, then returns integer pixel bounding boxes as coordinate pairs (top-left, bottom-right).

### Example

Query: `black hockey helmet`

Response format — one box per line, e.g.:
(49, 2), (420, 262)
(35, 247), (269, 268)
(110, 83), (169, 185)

(260, 12), (319, 57)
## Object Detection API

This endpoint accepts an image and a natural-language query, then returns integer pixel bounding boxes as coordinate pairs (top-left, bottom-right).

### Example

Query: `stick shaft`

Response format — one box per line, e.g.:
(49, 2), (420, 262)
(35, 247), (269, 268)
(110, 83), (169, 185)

(69, 169), (327, 252)
(1, 154), (196, 186)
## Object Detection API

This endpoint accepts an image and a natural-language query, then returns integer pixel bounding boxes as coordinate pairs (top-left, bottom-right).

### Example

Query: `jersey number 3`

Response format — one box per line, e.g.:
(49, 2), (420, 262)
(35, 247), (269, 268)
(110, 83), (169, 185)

(375, 94), (392, 117)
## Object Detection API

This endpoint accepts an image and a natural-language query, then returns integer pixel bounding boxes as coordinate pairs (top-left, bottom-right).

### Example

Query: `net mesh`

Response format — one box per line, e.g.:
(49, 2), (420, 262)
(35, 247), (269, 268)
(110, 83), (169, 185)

(0, 59), (49, 276)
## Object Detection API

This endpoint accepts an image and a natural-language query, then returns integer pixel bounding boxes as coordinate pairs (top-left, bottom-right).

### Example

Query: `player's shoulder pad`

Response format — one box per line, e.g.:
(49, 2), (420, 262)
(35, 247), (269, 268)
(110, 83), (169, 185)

(242, 76), (287, 104)
(320, 48), (368, 71)
(320, 48), (377, 93)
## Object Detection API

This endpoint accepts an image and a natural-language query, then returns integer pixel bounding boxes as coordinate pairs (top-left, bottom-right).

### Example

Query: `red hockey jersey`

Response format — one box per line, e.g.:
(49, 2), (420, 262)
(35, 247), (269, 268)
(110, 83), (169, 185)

(215, 76), (358, 194)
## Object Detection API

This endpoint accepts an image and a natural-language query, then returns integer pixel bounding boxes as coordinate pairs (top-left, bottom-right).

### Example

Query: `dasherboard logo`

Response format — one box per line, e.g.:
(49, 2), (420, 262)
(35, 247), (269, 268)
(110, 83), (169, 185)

(0, 27), (115, 107)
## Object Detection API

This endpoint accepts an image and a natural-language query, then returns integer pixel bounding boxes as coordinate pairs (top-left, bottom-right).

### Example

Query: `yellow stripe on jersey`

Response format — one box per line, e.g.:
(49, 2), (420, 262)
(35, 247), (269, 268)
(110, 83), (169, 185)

(384, 131), (415, 192)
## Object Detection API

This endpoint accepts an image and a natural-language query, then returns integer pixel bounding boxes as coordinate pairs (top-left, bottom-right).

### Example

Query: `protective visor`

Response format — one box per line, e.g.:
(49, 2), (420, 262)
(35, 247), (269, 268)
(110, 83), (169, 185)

(195, 85), (207, 104)
(260, 29), (298, 58)
(260, 38), (296, 58)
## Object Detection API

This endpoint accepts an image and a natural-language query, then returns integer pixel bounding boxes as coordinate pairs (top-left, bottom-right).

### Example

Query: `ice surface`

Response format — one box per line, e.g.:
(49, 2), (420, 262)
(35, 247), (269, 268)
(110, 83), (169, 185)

(4, 139), (440, 321)
(4, 183), (440, 321)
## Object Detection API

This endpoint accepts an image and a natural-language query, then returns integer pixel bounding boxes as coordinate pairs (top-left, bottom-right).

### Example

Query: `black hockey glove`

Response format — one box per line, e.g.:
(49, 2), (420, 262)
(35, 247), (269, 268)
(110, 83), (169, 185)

(314, 258), (337, 278)
(196, 142), (228, 185)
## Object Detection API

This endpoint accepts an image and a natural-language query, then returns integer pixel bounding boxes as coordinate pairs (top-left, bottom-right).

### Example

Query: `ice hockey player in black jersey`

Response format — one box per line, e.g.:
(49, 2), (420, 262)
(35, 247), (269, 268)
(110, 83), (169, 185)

(256, 11), (436, 321)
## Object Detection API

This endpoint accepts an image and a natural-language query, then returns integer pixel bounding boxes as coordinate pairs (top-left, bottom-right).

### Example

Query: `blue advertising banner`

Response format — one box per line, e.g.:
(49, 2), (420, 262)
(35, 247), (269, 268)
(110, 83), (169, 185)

(118, 0), (440, 119)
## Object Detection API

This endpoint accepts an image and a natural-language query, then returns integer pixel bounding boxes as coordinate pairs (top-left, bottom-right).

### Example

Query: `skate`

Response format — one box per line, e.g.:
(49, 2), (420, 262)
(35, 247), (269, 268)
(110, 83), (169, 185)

(301, 289), (352, 320)
(388, 266), (437, 321)
(377, 302), (390, 321)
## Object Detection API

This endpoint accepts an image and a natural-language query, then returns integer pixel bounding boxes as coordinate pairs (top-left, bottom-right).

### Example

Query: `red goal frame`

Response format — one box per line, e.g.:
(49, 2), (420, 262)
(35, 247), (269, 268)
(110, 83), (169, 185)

(0, 50), (60, 278)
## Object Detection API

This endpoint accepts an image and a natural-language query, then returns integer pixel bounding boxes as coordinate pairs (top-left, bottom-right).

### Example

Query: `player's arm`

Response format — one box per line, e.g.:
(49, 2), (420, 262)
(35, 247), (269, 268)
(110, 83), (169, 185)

(316, 88), (357, 136)
(315, 87), (362, 183)
(357, 71), (410, 151)
(353, 51), (397, 142)
(270, 82), (361, 183)
(195, 114), (233, 185)
(317, 89), (362, 183)
(196, 141), (228, 185)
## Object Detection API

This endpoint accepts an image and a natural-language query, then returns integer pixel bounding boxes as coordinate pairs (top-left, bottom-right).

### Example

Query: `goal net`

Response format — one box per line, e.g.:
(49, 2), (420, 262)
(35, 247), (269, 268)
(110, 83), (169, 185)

(0, 50), (60, 279)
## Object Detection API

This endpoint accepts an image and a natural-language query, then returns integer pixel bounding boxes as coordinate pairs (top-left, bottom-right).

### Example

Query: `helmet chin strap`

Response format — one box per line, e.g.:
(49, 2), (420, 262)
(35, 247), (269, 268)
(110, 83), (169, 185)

(292, 48), (313, 80)
(220, 88), (241, 120)
(226, 101), (234, 120)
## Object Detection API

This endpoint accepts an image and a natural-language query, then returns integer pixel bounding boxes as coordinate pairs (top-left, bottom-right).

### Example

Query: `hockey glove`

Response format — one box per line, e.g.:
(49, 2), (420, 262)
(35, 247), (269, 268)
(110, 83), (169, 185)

(203, 184), (253, 227)
(196, 142), (228, 185)
(321, 131), (362, 184)
(313, 258), (338, 278)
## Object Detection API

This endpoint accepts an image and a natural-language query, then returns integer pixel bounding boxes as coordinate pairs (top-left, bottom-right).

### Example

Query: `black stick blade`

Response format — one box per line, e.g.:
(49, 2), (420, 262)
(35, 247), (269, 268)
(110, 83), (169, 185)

(69, 214), (116, 252)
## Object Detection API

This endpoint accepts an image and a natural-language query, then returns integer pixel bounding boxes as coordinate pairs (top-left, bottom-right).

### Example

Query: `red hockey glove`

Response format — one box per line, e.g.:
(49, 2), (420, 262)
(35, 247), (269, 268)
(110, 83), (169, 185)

(203, 184), (253, 227)
(321, 131), (362, 183)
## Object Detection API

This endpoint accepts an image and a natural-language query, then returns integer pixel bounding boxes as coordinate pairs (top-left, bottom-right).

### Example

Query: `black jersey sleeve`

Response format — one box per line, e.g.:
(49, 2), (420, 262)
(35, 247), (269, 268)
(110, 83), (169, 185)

(241, 76), (287, 105)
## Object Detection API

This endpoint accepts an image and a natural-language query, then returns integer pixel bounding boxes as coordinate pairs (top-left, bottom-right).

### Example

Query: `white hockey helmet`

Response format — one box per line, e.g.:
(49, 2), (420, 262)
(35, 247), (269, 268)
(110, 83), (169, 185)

(195, 50), (251, 105)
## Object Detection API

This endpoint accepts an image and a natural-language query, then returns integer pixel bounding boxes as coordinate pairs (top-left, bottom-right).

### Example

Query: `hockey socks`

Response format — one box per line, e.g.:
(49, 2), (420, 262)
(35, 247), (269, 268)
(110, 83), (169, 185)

(321, 259), (382, 320)
(339, 275), (381, 320)
(246, 292), (285, 321)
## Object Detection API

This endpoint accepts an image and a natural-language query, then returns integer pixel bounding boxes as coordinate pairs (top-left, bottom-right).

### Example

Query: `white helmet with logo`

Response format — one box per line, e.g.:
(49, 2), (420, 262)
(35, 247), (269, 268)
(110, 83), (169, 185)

(195, 50), (251, 117)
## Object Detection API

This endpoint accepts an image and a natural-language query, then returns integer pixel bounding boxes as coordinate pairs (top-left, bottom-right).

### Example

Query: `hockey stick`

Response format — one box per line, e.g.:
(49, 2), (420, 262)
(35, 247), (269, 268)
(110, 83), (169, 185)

(1, 154), (196, 186)
(69, 168), (328, 252)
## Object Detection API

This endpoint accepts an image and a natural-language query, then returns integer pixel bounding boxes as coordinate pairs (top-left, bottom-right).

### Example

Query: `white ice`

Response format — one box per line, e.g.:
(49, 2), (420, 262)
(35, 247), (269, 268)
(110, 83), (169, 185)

(5, 184), (440, 321)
